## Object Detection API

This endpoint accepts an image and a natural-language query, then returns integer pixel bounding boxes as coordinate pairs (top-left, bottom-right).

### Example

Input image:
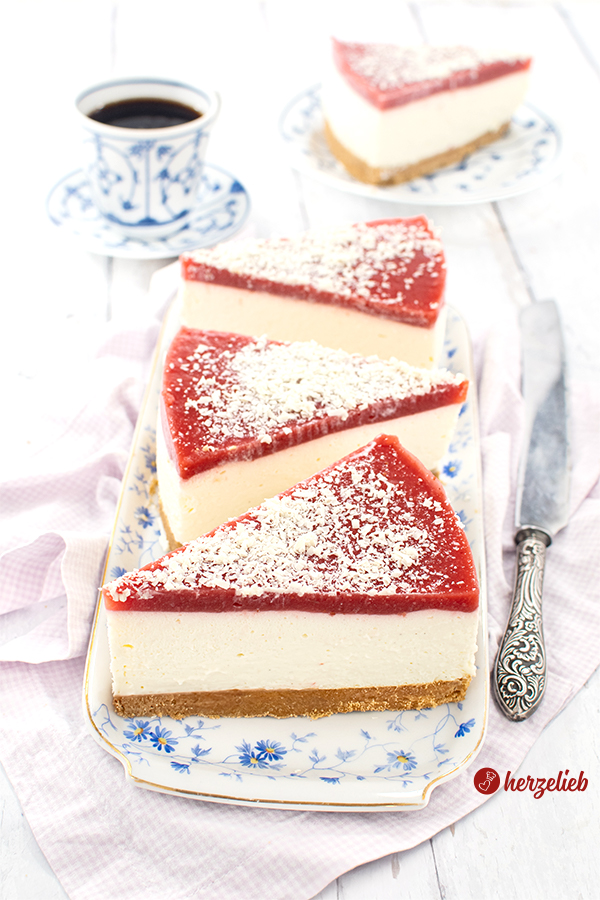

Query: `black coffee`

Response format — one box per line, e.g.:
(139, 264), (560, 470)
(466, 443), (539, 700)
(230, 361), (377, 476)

(88, 97), (202, 129)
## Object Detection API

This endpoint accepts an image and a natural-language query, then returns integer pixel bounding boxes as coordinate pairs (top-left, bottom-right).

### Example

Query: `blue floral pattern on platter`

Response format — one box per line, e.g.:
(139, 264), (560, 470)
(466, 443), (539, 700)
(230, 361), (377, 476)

(47, 163), (250, 259)
(84, 306), (488, 811)
(279, 85), (562, 206)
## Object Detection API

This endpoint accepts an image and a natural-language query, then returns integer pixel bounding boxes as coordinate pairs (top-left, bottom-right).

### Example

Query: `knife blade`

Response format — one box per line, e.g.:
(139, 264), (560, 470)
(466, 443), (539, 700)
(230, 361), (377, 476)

(493, 300), (570, 721)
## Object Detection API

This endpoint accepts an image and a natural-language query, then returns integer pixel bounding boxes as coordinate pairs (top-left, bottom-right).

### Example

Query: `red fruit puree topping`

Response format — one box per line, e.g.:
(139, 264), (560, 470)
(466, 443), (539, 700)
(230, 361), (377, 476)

(104, 435), (479, 615)
(181, 217), (446, 328)
(332, 39), (532, 110)
(161, 328), (468, 480)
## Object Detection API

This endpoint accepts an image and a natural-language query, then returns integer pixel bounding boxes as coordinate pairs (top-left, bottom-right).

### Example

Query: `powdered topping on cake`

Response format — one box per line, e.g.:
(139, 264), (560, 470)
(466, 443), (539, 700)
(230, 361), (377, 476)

(332, 39), (532, 109)
(162, 329), (468, 479)
(104, 435), (478, 615)
(181, 217), (446, 328)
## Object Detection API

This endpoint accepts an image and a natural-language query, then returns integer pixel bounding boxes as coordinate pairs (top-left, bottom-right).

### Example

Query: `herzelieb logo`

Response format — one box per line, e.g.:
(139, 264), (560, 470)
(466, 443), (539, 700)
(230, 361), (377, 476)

(473, 767), (501, 794)
(473, 767), (588, 798)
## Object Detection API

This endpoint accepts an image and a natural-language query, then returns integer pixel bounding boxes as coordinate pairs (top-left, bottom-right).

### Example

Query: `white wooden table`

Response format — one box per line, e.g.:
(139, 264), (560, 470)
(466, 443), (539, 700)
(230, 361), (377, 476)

(2, 2), (599, 897)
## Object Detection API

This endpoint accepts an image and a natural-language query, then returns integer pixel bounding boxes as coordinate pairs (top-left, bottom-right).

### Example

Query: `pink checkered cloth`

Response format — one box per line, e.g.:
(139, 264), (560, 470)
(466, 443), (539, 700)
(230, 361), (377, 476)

(1, 269), (599, 900)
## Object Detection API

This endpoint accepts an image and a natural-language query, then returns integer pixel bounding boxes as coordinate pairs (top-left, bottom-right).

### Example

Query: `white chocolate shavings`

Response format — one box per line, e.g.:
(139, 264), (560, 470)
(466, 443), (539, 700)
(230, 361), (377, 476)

(179, 336), (464, 441)
(343, 43), (526, 91)
(105, 448), (462, 601)
(184, 220), (443, 302)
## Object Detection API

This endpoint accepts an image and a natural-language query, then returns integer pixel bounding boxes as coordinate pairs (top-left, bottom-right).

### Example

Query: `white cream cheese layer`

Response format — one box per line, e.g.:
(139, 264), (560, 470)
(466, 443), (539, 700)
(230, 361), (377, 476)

(157, 402), (461, 544)
(107, 607), (479, 695)
(321, 64), (530, 169)
(179, 281), (446, 369)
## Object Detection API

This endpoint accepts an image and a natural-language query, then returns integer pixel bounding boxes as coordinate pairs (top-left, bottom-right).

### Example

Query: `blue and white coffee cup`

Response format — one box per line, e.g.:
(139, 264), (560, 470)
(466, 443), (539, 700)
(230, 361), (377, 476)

(76, 77), (220, 239)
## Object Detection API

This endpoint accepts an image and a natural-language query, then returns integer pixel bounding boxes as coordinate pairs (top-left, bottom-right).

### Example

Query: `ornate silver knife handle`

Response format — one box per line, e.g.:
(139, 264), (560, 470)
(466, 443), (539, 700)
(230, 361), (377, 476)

(493, 527), (551, 721)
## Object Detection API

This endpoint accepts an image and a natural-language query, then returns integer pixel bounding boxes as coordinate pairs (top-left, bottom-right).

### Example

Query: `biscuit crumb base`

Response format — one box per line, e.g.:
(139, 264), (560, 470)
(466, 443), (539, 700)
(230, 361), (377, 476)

(113, 678), (471, 719)
(324, 118), (510, 186)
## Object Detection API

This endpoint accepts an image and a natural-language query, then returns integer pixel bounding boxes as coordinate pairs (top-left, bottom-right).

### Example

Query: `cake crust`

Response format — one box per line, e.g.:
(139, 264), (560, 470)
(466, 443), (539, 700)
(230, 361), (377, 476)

(113, 678), (471, 720)
(324, 117), (510, 186)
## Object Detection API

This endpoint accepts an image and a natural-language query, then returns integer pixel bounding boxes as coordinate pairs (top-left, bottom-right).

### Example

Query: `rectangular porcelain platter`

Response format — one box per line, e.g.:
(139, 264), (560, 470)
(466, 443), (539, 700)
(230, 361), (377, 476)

(83, 296), (489, 811)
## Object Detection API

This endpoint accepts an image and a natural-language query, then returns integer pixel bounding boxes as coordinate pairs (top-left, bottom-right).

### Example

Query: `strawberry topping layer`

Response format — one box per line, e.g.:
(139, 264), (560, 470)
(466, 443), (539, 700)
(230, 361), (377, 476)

(332, 39), (532, 110)
(181, 217), (446, 328)
(162, 329), (468, 479)
(104, 435), (479, 614)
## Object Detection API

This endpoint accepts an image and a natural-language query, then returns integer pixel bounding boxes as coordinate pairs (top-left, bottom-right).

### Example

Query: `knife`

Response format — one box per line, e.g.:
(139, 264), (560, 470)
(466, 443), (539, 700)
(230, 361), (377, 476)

(493, 299), (570, 721)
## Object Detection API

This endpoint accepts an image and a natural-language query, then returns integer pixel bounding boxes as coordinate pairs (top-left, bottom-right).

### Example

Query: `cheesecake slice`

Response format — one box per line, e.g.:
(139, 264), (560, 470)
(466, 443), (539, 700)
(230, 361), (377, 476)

(158, 327), (468, 545)
(103, 434), (479, 720)
(322, 39), (532, 185)
(180, 216), (447, 368)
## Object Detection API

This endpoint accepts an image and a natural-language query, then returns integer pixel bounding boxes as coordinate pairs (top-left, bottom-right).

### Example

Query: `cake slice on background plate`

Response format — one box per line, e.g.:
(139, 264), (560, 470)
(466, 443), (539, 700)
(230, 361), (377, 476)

(179, 216), (447, 368)
(322, 39), (532, 185)
(103, 434), (479, 720)
(158, 327), (468, 545)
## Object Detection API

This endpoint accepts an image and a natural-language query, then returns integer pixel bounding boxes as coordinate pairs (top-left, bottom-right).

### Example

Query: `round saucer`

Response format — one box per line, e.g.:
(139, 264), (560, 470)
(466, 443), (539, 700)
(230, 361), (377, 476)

(46, 163), (250, 259)
(280, 85), (563, 206)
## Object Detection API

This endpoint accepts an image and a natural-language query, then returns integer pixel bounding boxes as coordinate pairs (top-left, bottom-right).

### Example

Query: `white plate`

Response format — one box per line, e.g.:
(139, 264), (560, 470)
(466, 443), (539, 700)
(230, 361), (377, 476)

(46, 163), (250, 259)
(83, 302), (488, 811)
(280, 85), (562, 206)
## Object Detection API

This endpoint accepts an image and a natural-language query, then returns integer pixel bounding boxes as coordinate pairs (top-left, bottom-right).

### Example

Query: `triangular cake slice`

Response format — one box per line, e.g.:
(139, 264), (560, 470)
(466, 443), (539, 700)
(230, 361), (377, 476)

(179, 217), (447, 368)
(322, 39), (531, 185)
(158, 327), (468, 545)
(104, 435), (479, 720)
